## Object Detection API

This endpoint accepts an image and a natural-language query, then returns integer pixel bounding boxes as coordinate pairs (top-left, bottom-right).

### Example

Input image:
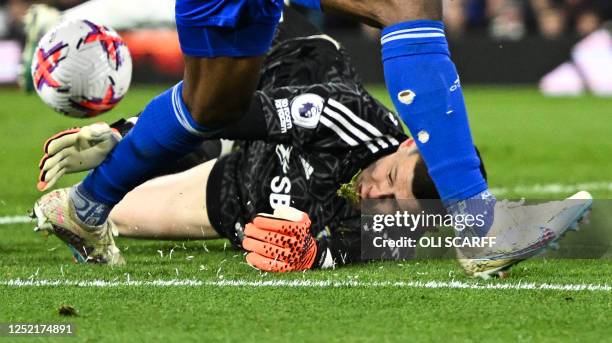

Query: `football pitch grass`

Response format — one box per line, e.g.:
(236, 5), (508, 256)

(1, 86), (611, 342)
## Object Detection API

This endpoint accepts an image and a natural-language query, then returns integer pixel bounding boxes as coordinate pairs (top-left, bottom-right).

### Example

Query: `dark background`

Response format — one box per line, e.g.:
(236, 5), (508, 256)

(1, 0), (611, 84)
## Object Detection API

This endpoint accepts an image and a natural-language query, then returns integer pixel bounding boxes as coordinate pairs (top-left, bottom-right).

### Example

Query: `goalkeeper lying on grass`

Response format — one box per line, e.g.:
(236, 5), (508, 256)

(33, 9), (592, 278)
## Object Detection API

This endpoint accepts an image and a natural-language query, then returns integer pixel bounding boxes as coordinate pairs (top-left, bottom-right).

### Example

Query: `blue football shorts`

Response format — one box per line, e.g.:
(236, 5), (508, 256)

(175, 0), (284, 57)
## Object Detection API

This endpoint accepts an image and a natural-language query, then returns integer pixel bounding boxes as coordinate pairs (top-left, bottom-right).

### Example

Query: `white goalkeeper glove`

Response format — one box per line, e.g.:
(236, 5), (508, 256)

(37, 123), (122, 191)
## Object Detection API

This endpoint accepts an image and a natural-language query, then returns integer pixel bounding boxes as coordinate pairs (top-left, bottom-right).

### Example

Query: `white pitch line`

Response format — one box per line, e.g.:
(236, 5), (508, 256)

(0, 215), (32, 225)
(0, 181), (610, 227)
(1, 279), (610, 292)
(491, 181), (612, 196)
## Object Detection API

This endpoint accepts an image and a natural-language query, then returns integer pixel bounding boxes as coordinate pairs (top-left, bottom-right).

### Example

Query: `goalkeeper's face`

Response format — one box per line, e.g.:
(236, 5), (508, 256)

(357, 138), (420, 200)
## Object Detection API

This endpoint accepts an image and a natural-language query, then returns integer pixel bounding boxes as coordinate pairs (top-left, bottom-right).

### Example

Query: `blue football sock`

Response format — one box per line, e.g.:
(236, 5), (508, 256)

(446, 191), (496, 237)
(70, 183), (112, 227)
(73, 82), (209, 226)
(381, 20), (495, 235)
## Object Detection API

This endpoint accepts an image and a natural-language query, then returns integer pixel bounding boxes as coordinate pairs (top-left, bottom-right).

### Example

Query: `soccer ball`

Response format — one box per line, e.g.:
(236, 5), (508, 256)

(31, 19), (132, 118)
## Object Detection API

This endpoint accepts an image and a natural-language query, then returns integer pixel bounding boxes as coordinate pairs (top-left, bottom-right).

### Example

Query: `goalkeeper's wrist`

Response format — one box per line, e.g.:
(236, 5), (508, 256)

(110, 116), (139, 137)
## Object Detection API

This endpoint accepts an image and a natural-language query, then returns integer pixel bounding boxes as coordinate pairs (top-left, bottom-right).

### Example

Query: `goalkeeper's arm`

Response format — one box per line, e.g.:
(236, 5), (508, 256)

(37, 116), (223, 191)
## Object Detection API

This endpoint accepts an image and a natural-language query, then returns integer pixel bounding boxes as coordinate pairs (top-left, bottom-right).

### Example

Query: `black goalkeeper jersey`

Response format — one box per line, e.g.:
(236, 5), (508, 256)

(113, 9), (409, 267)
(206, 28), (408, 267)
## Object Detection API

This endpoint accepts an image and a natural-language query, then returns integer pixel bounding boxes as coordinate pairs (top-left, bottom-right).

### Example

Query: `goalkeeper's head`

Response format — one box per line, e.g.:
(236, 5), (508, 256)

(356, 138), (487, 202)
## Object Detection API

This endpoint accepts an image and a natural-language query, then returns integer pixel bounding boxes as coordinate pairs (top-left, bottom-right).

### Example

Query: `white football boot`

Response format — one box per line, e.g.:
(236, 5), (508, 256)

(32, 188), (124, 265)
(457, 191), (593, 279)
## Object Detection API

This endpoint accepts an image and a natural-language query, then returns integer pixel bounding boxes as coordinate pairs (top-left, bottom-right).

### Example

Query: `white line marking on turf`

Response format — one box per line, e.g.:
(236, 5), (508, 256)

(1, 279), (610, 292)
(0, 181), (610, 226)
(0, 215), (31, 225)
(491, 181), (612, 196)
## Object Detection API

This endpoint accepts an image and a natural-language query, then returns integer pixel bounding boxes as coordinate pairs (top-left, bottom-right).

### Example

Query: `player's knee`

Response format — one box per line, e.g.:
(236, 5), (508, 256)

(363, 0), (443, 27)
(183, 93), (247, 128)
(183, 77), (254, 128)
(181, 56), (262, 128)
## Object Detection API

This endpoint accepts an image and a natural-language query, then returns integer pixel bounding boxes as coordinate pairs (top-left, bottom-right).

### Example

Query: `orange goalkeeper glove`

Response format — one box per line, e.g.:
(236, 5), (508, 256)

(243, 206), (317, 273)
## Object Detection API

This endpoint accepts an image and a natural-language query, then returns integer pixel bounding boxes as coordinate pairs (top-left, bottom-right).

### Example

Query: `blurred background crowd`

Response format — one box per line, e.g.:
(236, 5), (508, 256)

(303, 0), (612, 40)
(1, 0), (612, 41)
(0, 0), (610, 89)
(0, 0), (79, 39)
(445, 0), (612, 39)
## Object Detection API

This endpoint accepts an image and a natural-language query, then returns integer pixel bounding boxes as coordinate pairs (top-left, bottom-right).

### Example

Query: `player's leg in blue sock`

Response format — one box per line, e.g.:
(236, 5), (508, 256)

(381, 21), (484, 199)
(292, 0), (494, 236)
(71, 1), (282, 226)
(71, 82), (209, 226)
(380, 21), (494, 236)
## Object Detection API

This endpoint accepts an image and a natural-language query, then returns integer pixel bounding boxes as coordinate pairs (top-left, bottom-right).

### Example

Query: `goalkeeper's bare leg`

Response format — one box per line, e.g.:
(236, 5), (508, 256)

(110, 160), (219, 240)
(33, 155), (218, 265)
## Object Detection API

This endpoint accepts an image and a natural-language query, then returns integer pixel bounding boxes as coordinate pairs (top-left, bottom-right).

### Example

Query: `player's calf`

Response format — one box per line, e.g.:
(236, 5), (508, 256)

(182, 55), (264, 128)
